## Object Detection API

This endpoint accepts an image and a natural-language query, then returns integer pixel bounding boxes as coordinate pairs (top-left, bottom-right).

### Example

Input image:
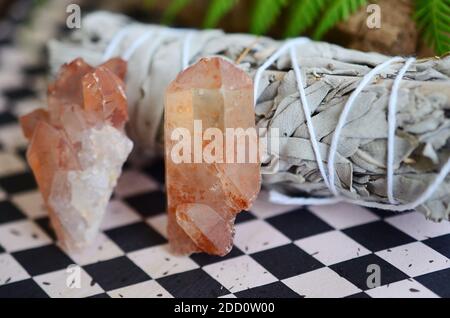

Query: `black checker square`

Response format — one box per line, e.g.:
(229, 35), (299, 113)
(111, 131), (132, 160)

(12, 245), (73, 276)
(190, 246), (244, 267)
(235, 281), (302, 298)
(416, 268), (450, 298)
(83, 256), (151, 291)
(88, 293), (111, 298)
(343, 221), (416, 252)
(157, 269), (229, 298)
(34, 217), (57, 241)
(105, 221), (167, 252)
(0, 279), (48, 298)
(0, 112), (17, 125)
(0, 200), (26, 224)
(125, 191), (166, 217)
(267, 208), (333, 240)
(143, 160), (165, 184)
(252, 244), (324, 280)
(235, 210), (257, 224)
(423, 234), (450, 259)
(330, 254), (409, 291)
(0, 172), (37, 194)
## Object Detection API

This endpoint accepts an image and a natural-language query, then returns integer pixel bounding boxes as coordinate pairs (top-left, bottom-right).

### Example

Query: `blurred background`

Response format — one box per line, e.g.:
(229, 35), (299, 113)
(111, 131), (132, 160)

(1, 0), (448, 60)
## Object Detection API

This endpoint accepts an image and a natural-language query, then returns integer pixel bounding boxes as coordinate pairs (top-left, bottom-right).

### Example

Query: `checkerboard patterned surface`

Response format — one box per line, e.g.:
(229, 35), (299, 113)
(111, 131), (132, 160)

(1, 2), (450, 299)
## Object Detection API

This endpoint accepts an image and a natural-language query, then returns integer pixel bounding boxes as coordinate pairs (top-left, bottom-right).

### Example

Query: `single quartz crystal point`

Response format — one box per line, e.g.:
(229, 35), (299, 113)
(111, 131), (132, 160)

(20, 58), (133, 251)
(165, 57), (261, 256)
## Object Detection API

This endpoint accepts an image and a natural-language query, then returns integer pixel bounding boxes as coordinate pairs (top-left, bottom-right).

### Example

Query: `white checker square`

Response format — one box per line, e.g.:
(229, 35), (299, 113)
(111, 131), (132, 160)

(0, 125), (28, 151)
(376, 242), (450, 277)
(249, 190), (300, 219)
(114, 170), (159, 198)
(100, 200), (141, 231)
(234, 220), (291, 254)
(0, 48), (34, 71)
(12, 98), (43, 118)
(219, 294), (237, 298)
(309, 202), (379, 230)
(0, 220), (52, 252)
(386, 212), (450, 240)
(63, 233), (124, 266)
(366, 279), (438, 298)
(128, 243), (199, 279)
(295, 231), (371, 266)
(0, 152), (26, 177)
(34, 267), (104, 298)
(108, 280), (172, 298)
(146, 214), (168, 238)
(203, 255), (277, 293)
(0, 253), (30, 285)
(0, 71), (23, 90)
(282, 267), (360, 298)
(11, 190), (47, 219)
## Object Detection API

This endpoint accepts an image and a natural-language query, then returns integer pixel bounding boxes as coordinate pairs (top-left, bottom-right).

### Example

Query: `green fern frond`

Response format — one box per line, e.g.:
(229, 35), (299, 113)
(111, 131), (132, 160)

(161, 0), (192, 24)
(313, 0), (367, 40)
(284, 0), (328, 37)
(203, 0), (239, 29)
(415, 0), (450, 55)
(156, 0), (449, 56)
(250, 0), (287, 35)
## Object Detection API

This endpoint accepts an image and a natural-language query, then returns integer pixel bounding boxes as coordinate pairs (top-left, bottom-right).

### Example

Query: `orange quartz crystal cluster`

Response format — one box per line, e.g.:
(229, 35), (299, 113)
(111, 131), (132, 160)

(164, 57), (261, 256)
(20, 58), (133, 250)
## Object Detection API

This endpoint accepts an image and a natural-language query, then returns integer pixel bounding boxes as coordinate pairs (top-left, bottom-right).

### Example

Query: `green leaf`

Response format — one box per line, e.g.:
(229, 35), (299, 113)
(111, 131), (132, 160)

(162, 0), (192, 25)
(250, 0), (287, 35)
(284, 0), (328, 37)
(203, 0), (238, 28)
(313, 0), (367, 40)
(414, 0), (450, 55)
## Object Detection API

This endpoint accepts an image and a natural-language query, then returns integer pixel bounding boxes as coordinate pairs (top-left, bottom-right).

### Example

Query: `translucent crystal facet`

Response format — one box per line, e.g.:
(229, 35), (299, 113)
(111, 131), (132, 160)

(20, 58), (133, 250)
(164, 57), (261, 256)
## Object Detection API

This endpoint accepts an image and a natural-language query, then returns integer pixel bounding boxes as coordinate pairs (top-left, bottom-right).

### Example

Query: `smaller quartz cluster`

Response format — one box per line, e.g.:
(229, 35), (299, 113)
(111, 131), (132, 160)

(20, 58), (133, 250)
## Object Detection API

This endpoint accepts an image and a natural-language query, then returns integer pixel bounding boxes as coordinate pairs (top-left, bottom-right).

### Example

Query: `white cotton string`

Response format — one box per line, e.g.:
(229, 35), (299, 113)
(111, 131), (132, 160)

(122, 30), (154, 61)
(289, 44), (331, 191)
(181, 31), (194, 70)
(404, 158), (450, 210)
(327, 56), (404, 196)
(253, 38), (309, 107)
(386, 57), (416, 204)
(102, 27), (132, 62)
(269, 191), (341, 206)
(103, 27), (188, 65)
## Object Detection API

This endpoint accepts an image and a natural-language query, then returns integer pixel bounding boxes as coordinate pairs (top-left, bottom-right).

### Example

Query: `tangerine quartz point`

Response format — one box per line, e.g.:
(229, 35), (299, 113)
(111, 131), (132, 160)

(20, 58), (133, 251)
(164, 57), (261, 256)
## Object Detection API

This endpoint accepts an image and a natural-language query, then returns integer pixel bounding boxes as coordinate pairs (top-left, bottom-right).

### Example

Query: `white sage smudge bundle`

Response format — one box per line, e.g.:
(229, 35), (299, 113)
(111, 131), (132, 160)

(49, 12), (450, 221)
